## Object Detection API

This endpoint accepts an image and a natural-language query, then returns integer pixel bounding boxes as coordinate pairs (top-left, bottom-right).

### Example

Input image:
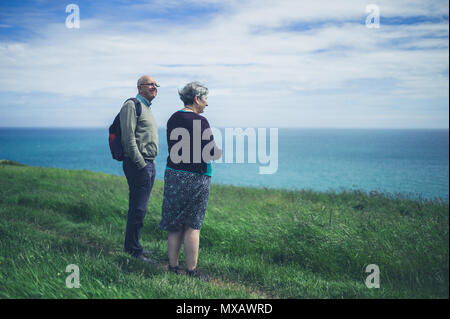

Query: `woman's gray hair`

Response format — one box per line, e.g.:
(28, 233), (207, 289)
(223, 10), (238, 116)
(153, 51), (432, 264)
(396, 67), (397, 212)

(178, 81), (209, 106)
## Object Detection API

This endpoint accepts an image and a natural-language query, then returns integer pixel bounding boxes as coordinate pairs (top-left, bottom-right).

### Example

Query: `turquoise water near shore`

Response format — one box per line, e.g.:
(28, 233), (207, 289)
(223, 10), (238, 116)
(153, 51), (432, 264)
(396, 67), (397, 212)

(0, 128), (448, 201)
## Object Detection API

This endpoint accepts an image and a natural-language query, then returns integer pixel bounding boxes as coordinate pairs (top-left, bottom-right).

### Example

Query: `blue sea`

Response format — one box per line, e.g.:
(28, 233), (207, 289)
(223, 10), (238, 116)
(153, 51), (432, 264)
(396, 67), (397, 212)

(0, 128), (448, 202)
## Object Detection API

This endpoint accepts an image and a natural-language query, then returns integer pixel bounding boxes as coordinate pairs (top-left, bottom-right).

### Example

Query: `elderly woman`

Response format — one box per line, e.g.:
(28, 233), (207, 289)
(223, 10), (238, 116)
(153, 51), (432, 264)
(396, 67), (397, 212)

(159, 82), (222, 281)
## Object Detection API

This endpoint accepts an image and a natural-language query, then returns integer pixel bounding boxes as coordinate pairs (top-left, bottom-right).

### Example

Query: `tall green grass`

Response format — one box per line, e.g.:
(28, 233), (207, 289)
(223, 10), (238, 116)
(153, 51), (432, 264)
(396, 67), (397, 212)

(0, 161), (448, 298)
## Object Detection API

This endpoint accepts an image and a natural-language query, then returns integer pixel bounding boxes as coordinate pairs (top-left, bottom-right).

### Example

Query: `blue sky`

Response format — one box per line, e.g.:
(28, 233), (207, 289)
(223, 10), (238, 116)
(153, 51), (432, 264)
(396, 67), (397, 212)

(0, 0), (448, 128)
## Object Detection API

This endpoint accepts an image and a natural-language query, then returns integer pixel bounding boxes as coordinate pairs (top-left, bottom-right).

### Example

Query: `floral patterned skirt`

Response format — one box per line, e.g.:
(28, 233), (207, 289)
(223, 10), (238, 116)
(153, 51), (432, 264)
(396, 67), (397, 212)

(159, 169), (211, 232)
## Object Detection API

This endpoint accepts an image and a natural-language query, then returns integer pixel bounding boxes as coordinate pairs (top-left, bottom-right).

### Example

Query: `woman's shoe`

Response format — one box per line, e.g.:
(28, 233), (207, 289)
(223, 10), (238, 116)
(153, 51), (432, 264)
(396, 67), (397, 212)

(186, 268), (209, 282)
(168, 265), (183, 275)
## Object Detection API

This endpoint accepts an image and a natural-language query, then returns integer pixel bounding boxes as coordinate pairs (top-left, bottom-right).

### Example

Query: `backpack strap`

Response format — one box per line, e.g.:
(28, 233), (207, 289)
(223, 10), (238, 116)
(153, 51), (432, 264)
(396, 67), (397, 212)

(125, 98), (142, 117)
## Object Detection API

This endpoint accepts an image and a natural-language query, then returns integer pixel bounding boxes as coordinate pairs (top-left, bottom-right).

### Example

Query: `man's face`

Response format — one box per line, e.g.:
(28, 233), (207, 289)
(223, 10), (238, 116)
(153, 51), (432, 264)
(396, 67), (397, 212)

(138, 76), (158, 102)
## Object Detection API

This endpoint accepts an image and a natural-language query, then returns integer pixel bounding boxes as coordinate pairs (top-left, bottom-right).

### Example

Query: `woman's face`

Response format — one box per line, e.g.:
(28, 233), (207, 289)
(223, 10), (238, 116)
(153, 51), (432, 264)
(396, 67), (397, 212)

(195, 95), (208, 113)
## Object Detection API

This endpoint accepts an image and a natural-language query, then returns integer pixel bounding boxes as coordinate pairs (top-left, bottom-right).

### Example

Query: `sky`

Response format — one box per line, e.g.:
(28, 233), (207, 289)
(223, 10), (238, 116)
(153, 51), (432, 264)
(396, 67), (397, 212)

(0, 0), (448, 128)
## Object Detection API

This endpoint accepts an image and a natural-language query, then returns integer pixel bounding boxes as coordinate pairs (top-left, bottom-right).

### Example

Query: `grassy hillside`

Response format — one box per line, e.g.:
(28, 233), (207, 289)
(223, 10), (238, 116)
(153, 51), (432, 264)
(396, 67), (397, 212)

(0, 160), (448, 298)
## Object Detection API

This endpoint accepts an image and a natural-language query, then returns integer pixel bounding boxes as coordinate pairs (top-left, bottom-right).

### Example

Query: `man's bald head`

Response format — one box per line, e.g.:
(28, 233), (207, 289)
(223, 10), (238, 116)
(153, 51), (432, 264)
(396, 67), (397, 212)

(137, 75), (158, 102)
(137, 75), (156, 87)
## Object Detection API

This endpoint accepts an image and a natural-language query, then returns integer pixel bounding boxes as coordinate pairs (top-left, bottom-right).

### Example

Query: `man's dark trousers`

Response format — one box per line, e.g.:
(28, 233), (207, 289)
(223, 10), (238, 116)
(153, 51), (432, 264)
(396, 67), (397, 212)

(123, 157), (156, 257)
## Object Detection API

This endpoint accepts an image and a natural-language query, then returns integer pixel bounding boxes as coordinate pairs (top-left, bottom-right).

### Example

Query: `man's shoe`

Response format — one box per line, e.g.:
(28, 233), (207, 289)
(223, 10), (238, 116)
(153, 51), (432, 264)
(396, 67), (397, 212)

(186, 269), (209, 282)
(135, 254), (157, 265)
(142, 249), (154, 257)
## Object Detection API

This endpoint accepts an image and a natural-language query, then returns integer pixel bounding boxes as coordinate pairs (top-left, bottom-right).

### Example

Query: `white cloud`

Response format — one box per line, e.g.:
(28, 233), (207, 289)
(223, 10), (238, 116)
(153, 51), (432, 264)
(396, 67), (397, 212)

(0, 0), (448, 128)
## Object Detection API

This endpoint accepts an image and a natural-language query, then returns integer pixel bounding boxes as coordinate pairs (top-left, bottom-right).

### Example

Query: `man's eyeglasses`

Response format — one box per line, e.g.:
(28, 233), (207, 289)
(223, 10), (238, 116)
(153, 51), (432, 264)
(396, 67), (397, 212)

(140, 83), (160, 88)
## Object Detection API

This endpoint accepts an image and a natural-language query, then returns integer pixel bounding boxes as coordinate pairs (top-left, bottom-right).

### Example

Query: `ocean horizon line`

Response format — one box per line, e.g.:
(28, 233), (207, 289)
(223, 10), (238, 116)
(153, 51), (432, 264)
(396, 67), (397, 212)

(0, 126), (449, 130)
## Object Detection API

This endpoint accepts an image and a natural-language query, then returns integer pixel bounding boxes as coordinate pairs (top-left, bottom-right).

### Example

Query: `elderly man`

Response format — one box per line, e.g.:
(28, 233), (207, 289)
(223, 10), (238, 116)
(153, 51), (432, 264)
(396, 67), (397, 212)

(120, 75), (159, 262)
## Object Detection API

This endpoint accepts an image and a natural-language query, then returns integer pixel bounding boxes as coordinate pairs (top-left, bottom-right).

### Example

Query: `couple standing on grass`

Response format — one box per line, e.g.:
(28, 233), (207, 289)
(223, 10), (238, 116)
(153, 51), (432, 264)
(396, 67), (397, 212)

(119, 75), (222, 282)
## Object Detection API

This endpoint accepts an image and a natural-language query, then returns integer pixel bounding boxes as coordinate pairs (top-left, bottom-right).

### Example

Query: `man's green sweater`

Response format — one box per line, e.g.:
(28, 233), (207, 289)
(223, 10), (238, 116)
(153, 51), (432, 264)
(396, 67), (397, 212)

(119, 95), (158, 170)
